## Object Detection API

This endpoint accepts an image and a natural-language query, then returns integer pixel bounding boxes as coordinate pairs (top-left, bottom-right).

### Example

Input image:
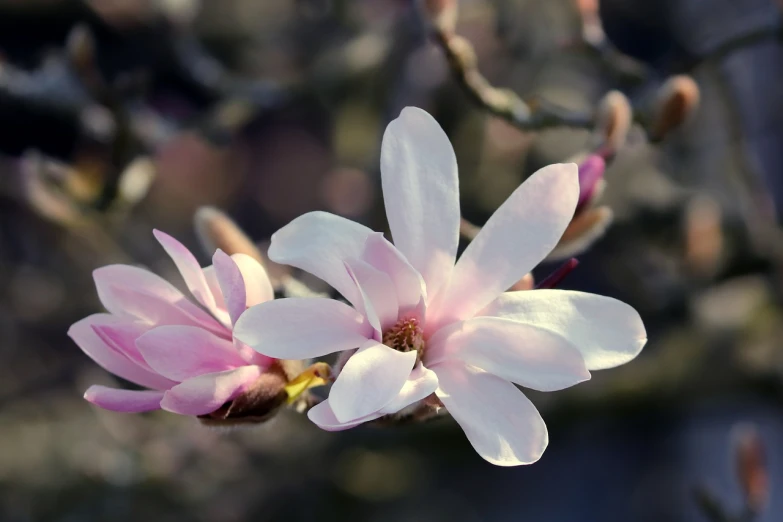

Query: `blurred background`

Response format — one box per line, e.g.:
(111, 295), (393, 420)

(1, 0), (782, 520)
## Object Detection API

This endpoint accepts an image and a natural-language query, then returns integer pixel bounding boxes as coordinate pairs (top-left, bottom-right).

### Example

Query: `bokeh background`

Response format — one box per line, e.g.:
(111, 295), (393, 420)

(1, 0), (782, 521)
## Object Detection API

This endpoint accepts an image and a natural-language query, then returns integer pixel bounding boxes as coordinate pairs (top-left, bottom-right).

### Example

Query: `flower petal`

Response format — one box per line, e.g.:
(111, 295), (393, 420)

(212, 249), (246, 326)
(84, 386), (164, 413)
(426, 317), (590, 391)
(69, 314), (173, 390)
(362, 233), (426, 316)
(429, 163), (579, 330)
(329, 340), (417, 423)
(379, 363), (439, 415)
(267, 211), (373, 307)
(307, 400), (383, 431)
(160, 366), (263, 416)
(136, 325), (247, 381)
(232, 253), (274, 307)
(433, 362), (548, 466)
(345, 257), (399, 331)
(234, 297), (373, 359)
(91, 322), (158, 374)
(154, 229), (218, 311)
(479, 289), (647, 370)
(381, 107), (459, 300)
(93, 265), (226, 337)
(202, 266), (227, 312)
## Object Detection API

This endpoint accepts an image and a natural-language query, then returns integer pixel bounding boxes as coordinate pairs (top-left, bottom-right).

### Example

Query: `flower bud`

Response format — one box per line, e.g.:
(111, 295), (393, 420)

(649, 75), (699, 142)
(594, 91), (632, 158)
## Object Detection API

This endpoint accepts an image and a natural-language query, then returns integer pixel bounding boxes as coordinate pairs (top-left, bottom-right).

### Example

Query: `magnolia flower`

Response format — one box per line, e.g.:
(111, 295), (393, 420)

(235, 107), (646, 466)
(70, 230), (326, 423)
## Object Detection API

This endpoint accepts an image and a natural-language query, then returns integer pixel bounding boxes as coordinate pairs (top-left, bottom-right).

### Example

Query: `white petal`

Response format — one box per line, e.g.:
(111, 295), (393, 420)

(362, 233), (426, 316)
(381, 107), (459, 300)
(232, 253), (274, 307)
(267, 211), (373, 307)
(329, 340), (417, 423)
(429, 164), (579, 330)
(479, 289), (647, 370)
(345, 258), (399, 332)
(380, 363), (439, 414)
(426, 317), (590, 391)
(233, 297), (373, 359)
(307, 400), (383, 431)
(433, 362), (548, 466)
(212, 250), (246, 326)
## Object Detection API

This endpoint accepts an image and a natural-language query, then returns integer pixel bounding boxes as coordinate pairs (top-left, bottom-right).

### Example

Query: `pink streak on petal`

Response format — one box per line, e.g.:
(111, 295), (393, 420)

(234, 297), (373, 360)
(429, 163), (579, 332)
(433, 362), (548, 466)
(231, 253), (274, 307)
(84, 385), (164, 413)
(212, 249), (246, 326)
(329, 340), (417, 423)
(69, 315), (173, 390)
(153, 229), (218, 312)
(381, 107), (459, 301)
(136, 325), (247, 382)
(362, 233), (426, 317)
(268, 211), (373, 308)
(426, 317), (590, 392)
(160, 366), (263, 416)
(307, 400), (383, 431)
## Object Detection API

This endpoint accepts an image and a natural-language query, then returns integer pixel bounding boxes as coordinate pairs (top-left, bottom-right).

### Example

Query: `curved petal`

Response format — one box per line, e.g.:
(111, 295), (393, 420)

(426, 317), (590, 391)
(429, 163), (579, 331)
(232, 253), (274, 307)
(381, 107), (459, 300)
(379, 363), (439, 415)
(362, 233), (426, 316)
(329, 340), (417, 423)
(202, 266), (227, 313)
(345, 258), (398, 332)
(307, 400), (383, 431)
(234, 298), (373, 360)
(68, 314), (173, 390)
(93, 265), (226, 337)
(84, 386), (164, 413)
(267, 211), (373, 307)
(212, 249), (246, 326)
(153, 229), (217, 311)
(479, 289), (647, 370)
(160, 366), (263, 416)
(91, 322), (159, 375)
(136, 325), (247, 382)
(433, 362), (548, 466)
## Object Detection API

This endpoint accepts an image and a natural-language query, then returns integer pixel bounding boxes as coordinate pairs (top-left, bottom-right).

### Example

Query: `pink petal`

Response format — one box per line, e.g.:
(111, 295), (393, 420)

(212, 249), (246, 326)
(232, 253), (274, 307)
(479, 289), (647, 370)
(69, 314), (174, 390)
(329, 340), (417, 423)
(136, 325), (247, 381)
(202, 266), (228, 312)
(84, 385), (164, 413)
(577, 154), (605, 210)
(426, 317), (590, 392)
(153, 229), (218, 312)
(234, 297), (373, 359)
(433, 362), (548, 466)
(267, 211), (373, 307)
(307, 400), (383, 431)
(362, 233), (426, 316)
(91, 322), (158, 374)
(93, 265), (227, 337)
(379, 363), (439, 415)
(345, 258), (398, 332)
(160, 366), (263, 416)
(381, 107), (459, 301)
(429, 163), (579, 331)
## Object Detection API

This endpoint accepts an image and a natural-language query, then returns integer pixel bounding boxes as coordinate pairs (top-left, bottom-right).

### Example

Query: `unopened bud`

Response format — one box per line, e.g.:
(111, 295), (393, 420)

(733, 423), (768, 514)
(117, 157), (156, 208)
(594, 91), (632, 158)
(419, 0), (459, 34)
(576, 154), (606, 212)
(649, 75), (700, 142)
(547, 206), (613, 261)
(194, 206), (264, 263)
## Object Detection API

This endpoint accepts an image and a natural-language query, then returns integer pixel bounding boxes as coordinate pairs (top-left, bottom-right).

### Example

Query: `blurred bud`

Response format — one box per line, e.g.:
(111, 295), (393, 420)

(594, 91), (632, 158)
(576, 154), (606, 212)
(419, 0), (459, 34)
(19, 150), (83, 226)
(447, 35), (477, 70)
(66, 24), (96, 76)
(684, 195), (723, 277)
(548, 206), (613, 261)
(733, 423), (768, 515)
(194, 206), (264, 263)
(459, 217), (481, 240)
(649, 75), (700, 142)
(117, 156), (156, 208)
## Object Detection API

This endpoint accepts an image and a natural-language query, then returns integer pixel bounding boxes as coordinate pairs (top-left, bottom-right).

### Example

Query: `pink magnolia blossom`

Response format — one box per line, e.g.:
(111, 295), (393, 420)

(234, 107), (646, 466)
(69, 230), (278, 417)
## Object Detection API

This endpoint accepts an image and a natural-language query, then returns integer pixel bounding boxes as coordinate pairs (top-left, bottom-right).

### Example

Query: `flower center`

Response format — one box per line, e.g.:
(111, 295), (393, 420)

(383, 316), (425, 361)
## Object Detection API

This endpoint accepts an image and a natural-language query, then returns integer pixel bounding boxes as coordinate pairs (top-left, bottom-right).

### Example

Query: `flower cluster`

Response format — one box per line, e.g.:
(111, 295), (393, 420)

(72, 107), (646, 466)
